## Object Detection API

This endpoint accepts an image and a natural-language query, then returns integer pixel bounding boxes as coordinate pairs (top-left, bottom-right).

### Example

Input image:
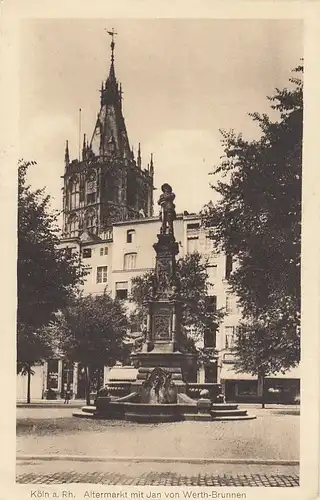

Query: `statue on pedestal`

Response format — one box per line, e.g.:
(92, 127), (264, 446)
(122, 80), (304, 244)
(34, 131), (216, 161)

(158, 183), (176, 236)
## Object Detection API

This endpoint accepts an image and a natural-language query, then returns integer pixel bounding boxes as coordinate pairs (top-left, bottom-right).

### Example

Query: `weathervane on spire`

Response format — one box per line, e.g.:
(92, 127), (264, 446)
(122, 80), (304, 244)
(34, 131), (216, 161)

(105, 28), (118, 61)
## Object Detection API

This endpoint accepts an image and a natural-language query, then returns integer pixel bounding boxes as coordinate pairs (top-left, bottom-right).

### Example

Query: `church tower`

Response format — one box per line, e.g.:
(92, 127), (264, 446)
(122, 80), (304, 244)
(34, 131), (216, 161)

(62, 32), (154, 240)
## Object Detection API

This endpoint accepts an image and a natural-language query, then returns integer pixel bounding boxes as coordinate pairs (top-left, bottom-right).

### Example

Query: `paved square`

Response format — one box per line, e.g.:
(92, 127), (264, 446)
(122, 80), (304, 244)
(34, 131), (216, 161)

(16, 406), (300, 487)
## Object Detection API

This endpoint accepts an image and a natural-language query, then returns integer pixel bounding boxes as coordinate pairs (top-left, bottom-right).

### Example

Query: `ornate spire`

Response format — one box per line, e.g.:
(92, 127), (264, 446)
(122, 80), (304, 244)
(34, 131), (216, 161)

(105, 28), (117, 85)
(65, 140), (70, 167)
(150, 153), (154, 175)
(82, 133), (86, 160)
(137, 143), (142, 168)
(89, 30), (132, 160)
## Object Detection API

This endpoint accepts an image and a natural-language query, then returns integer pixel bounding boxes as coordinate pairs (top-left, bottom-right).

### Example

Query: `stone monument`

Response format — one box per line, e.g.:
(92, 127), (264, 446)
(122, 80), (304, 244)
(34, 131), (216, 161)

(131, 183), (189, 396)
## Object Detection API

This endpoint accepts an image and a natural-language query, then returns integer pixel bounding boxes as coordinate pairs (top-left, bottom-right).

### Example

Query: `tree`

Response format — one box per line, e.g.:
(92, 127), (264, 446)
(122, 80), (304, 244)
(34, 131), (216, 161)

(202, 66), (302, 402)
(130, 252), (223, 365)
(233, 298), (300, 407)
(44, 293), (129, 405)
(17, 160), (86, 402)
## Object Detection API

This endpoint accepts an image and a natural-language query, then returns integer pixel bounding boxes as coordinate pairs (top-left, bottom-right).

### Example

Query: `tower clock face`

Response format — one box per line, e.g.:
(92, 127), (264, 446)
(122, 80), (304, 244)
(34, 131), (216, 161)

(87, 180), (95, 193)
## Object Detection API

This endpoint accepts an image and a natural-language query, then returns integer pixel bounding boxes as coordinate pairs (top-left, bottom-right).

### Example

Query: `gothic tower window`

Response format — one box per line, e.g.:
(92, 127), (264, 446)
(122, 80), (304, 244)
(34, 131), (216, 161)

(68, 214), (79, 237)
(86, 173), (97, 205)
(86, 209), (96, 233)
(70, 178), (79, 210)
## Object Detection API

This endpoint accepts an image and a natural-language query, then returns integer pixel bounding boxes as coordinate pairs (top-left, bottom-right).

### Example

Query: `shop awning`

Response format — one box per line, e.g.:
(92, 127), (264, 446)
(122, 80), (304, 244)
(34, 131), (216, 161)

(220, 366), (257, 381)
(220, 364), (300, 381)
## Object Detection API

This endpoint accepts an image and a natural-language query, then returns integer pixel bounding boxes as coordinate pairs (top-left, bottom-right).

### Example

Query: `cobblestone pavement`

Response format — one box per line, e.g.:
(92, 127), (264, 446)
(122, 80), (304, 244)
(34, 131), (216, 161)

(16, 407), (299, 488)
(16, 470), (299, 487)
(16, 459), (299, 487)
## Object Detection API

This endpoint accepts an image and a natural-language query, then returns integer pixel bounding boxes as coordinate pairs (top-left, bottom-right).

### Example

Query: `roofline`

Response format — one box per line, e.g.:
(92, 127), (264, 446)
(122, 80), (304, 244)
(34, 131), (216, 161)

(112, 212), (200, 227)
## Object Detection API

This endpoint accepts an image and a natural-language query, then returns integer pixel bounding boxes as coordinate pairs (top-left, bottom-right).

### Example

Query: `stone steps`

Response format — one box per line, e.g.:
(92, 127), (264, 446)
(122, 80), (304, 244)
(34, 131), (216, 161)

(72, 410), (96, 419)
(73, 402), (256, 422)
(209, 403), (256, 421)
(211, 409), (248, 417)
(211, 404), (239, 411)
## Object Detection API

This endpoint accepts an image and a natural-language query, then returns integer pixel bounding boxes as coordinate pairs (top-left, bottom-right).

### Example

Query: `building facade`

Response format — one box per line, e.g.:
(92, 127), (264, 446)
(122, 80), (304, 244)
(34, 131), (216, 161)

(17, 36), (299, 403)
(29, 213), (243, 400)
(19, 212), (299, 402)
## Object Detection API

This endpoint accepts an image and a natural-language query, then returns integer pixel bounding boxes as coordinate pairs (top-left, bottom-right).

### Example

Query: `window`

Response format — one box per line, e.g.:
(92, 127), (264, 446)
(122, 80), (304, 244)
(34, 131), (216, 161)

(68, 215), (79, 237)
(226, 294), (237, 314)
(115, 282), (128, 300)
(47, 359), (59, 390)
(96, 266), (108, 284)
(187, 236), (199, 253)
(100, 247), (108, 256)
(207, 264), (217, 279)
(205, 295), (217, 313)
(187, 223), (200, 231)
(83, 248), (92, 259)
(225, 254), (233, 279)
(127, 230), (135, 243)
(236, 381), (258, 396)
(124, 252), (137, 270)
(86, 175), (96, 205)
(225, 326), (235, 349)
(204, 330), (216, 348)
(86, 211), (96, 231)
(70, 179), (79, 210)
(106, 229), (113, 240)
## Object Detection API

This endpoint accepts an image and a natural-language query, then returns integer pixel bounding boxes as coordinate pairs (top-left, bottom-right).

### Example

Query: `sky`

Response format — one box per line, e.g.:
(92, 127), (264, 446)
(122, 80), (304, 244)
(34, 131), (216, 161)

(19, 19), (303, 215)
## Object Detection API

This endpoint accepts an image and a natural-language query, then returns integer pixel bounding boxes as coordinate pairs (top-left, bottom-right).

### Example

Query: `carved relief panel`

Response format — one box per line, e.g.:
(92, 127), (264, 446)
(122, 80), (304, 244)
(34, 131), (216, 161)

(151, 303), (172, 341)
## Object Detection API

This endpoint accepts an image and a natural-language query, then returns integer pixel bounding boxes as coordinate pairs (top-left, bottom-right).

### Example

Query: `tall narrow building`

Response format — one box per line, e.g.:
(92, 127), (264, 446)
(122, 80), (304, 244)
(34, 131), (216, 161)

(62, 34), (154, 240)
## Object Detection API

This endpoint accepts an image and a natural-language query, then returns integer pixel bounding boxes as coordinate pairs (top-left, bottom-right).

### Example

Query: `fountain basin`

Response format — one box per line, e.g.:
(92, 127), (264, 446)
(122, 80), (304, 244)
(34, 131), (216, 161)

(124, 403), (192, 423)
(95, 395), (196, 423)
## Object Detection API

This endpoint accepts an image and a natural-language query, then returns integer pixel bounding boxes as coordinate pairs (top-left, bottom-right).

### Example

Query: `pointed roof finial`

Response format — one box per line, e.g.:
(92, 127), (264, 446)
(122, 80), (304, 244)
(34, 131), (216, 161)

(137, 143), (142, 168)
(105, 28), (118, 64)
(65, 140), (70, 167)
(82, 133), (87, 160)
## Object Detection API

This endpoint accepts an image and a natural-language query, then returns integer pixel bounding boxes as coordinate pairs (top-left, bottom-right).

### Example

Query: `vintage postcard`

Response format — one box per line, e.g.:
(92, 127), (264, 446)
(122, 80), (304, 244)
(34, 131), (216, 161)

(1, 1), (320, 500)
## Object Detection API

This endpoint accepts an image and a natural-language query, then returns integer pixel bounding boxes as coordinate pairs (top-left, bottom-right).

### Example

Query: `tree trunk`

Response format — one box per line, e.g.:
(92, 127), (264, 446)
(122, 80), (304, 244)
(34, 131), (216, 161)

(85, 365), (91, 406)
(97, 367), (103, 392)
(258, 372), (266, 409)
(27, 365), (31, 404)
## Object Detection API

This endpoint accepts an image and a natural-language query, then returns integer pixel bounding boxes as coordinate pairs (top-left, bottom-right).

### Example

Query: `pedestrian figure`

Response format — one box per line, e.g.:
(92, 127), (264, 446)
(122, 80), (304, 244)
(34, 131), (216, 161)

(64, 385), (71, 404)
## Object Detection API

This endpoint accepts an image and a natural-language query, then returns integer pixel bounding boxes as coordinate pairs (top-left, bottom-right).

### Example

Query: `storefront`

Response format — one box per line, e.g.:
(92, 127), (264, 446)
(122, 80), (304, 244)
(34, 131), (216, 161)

(220, 359), (300, 404)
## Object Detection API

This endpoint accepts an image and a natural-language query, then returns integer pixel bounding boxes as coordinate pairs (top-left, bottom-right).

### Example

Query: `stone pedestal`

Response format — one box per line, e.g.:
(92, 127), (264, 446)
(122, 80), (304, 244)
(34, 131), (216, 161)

(131, 232), (190, 394)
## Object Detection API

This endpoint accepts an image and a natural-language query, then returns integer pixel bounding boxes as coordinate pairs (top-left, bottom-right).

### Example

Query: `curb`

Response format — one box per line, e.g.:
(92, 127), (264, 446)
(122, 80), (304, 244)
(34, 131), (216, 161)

(16, 455), (299, 466)
(17, 405), (85, 409)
